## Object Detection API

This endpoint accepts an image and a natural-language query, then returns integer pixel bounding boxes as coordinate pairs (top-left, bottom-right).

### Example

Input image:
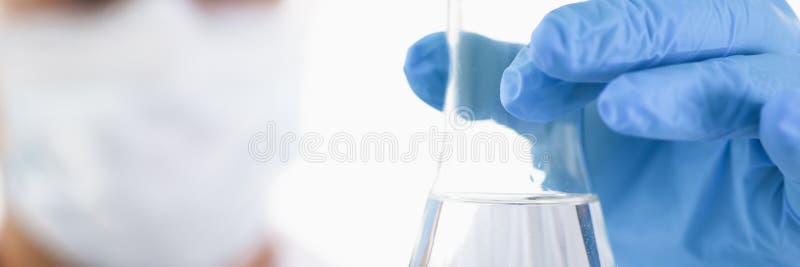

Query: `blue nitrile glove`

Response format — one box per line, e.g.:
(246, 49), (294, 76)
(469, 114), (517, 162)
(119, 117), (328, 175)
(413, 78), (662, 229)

(403, 0), (800, 266)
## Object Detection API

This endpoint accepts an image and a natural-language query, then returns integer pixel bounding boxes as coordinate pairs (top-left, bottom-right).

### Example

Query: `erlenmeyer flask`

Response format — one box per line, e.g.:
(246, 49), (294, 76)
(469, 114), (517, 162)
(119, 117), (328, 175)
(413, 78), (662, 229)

(410, 1), (615, 266)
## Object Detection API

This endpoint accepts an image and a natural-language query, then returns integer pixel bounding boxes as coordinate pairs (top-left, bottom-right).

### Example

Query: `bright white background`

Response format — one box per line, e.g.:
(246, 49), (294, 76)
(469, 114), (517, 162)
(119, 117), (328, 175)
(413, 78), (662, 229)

(268, 1), (800, 266)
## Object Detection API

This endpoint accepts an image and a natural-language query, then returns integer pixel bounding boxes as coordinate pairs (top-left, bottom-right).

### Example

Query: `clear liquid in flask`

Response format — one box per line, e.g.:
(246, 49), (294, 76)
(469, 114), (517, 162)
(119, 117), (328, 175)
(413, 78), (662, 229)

(410, 193), (615, 267)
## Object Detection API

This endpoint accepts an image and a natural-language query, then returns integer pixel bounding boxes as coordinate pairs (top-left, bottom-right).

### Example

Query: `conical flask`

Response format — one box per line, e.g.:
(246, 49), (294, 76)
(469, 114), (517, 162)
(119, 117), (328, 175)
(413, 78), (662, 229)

(410, 1), (615, 266)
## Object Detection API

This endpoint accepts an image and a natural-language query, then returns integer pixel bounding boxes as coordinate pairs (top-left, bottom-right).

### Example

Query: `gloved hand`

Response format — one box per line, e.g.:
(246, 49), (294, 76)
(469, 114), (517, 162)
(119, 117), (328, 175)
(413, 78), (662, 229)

(404, 0), (800, 266)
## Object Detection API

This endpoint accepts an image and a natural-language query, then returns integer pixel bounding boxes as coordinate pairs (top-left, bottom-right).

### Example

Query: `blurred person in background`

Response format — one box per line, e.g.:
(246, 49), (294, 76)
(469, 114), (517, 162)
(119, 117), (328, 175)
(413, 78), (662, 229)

(0, 0), (310, 266)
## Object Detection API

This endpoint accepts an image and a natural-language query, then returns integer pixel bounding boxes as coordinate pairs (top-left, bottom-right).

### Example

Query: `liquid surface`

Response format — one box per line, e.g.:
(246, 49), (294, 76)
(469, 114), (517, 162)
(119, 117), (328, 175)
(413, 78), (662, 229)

(410, 193), (615, 267)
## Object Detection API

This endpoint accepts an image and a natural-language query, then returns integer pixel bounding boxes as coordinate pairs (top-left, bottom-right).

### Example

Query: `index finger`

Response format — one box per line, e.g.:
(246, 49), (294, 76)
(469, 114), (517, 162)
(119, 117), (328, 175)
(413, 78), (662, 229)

(529, 0), (800, 82)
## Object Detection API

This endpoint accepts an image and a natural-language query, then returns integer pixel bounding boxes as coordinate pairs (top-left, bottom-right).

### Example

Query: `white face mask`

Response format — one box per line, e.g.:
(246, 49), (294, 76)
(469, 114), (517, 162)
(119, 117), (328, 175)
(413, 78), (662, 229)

(0, 1), (304, 266)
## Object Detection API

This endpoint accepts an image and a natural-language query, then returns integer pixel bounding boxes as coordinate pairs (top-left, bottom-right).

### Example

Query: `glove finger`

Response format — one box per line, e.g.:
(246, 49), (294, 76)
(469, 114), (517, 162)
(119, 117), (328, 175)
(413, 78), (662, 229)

(404, 32), (523, 112)
(453, 33), (525, 122)
(598, 54), (800, 141)
(760, 90), (800, 219)
(500, 46), (604, 122)
(531, 0), (800, 82)
(404, 32), (450, 111)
